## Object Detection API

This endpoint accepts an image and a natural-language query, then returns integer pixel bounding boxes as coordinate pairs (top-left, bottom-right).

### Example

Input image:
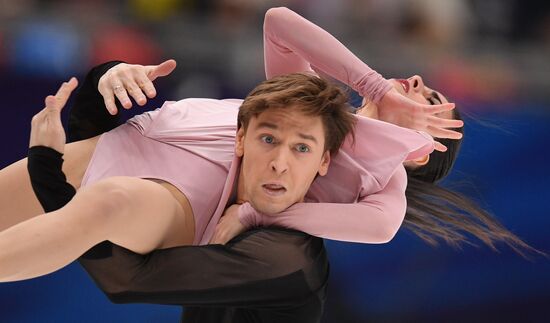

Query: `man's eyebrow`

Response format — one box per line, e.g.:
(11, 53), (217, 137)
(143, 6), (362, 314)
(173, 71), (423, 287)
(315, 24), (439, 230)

(256, 122), (318, 144)
(255, 122), (278, 130)
(298, 133), (318, 144)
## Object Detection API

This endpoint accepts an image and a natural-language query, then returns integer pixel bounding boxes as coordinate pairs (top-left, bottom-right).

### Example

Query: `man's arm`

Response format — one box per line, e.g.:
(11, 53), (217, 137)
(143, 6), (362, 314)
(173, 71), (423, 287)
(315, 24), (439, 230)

(79, 229), (328, 308)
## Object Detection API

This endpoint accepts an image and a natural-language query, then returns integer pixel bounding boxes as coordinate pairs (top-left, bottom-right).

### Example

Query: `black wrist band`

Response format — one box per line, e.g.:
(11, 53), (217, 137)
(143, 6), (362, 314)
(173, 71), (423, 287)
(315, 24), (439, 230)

(27, 145), (77, 213)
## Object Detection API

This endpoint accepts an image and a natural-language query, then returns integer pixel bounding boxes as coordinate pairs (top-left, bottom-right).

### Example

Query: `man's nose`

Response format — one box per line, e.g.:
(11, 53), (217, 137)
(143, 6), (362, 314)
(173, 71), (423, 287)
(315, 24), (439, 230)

(269, 149), (290, 175)
(409, 75), (425, 93)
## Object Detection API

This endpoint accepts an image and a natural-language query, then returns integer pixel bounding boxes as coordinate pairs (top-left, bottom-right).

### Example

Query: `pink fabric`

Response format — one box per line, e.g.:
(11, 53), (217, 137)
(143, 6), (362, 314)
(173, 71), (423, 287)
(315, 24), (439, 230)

(82, 7), (435, 245)
(82, 99), (240, 245)
(83, 98), (432, 245)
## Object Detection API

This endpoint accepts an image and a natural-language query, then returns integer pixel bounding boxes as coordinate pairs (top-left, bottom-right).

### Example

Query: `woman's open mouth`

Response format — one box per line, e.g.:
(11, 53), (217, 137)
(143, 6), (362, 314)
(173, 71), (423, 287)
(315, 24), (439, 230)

(396, 79), (410, 93)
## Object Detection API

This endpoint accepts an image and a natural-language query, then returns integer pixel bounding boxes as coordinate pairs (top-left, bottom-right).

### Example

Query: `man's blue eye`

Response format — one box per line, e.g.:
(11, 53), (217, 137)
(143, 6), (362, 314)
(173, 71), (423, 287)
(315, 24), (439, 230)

(297, 144), (310, 153)
(262, 135), (274, 144)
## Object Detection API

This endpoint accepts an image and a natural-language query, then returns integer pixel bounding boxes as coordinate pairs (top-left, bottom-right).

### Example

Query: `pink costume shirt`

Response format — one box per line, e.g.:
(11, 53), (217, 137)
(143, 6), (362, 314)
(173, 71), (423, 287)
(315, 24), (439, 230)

(81, 7), (434, 246)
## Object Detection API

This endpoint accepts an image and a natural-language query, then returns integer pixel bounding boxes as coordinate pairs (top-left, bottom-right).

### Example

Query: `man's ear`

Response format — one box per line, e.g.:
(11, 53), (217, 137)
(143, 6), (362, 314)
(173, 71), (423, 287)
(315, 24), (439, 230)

(235, 127), (245, 157)
(318, 151), (331, 176)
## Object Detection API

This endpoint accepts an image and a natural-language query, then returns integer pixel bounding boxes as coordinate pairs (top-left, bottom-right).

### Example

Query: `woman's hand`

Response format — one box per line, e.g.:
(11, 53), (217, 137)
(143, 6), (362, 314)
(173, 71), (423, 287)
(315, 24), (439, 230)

(209, 204), (247, 245)
(98, 59), (177, 115)
(29, 78), (79, 154)
(375, 88), (464, 152)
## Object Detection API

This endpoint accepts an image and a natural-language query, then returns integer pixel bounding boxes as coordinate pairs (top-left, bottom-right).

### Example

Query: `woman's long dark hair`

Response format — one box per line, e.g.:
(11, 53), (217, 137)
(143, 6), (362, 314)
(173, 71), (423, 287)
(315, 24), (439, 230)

(405, 109), (545, 258)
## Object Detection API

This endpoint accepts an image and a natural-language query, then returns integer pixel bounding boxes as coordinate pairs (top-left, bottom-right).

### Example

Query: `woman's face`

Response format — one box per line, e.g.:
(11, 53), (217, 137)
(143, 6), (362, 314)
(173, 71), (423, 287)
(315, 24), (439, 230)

(389, 75), (452, 120)
(362, 75), (456, 169)
(395, 76), (457, 169)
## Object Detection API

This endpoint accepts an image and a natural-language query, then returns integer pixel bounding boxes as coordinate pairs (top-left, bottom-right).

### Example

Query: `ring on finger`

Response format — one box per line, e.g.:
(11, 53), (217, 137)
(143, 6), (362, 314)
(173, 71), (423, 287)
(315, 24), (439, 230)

(113, 85), (123, 92)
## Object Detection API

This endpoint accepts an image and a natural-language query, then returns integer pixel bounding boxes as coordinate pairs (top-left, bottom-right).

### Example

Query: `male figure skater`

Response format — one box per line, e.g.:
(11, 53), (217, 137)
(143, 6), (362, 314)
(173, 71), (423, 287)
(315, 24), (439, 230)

(28, 62), (331, 323)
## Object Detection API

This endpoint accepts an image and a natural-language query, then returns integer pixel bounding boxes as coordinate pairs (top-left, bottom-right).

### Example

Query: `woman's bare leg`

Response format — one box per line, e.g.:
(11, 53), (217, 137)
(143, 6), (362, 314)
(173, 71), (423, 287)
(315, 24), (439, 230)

(0, 176), (192, 282)
(0, 136), (99, 231)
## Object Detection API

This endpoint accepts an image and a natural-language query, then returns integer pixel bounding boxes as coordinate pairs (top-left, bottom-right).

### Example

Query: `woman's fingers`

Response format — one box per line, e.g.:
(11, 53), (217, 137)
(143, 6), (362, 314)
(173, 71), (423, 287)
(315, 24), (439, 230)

(210, 233), (220, 244)
(209, 229), (224, 245)
(98, 72), (119, 114)
(53, 77), (77, 98)
(122, 78), (147, 106)
(50, 77), (78, 111)
(427, 125), (463, 140)
(101, 89), (118, 115)
(147, 59), (177, 81)
(98, 68), (136, 112)
(135, 72), (156, 98)
(29, 78), (75, 152)
(421, 103), (463, 141)
(424, 102), (456, 114)
(98, 61), (175, 114)
(110, 74), (133, 110)
(44, 95), (57, 109)
(427, 115), (464, 129)
(433, 141), (448, 152)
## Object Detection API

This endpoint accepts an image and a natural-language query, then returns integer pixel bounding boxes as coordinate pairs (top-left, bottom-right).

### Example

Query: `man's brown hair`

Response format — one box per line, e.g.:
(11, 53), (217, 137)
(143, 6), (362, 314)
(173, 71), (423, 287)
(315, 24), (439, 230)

(238, 73), (356, 155)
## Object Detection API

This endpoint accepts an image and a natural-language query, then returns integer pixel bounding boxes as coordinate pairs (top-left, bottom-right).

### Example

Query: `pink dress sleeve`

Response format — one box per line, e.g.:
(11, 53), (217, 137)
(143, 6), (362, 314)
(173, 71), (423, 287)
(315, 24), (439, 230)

(239, 166), (408, 244)
(263, 7), (392, 103)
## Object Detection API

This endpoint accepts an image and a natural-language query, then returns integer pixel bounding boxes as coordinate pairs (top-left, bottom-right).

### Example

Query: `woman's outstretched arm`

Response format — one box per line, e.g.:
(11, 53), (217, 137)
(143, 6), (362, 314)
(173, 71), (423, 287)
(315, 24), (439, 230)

(263, 7), (392, 103)
(238, 166), (409, 244)
(263, 7), (461, 151)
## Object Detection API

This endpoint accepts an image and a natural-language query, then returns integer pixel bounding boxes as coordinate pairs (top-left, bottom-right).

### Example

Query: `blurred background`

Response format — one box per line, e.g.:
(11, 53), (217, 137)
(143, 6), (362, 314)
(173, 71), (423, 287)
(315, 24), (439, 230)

(0, 0), (549, 322)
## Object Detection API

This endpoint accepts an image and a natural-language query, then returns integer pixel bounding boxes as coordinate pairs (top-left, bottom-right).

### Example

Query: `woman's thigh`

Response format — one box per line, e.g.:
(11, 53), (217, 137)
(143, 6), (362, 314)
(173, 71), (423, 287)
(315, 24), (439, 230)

(79, 176), (193, 254)
(0, 136), (100, 231)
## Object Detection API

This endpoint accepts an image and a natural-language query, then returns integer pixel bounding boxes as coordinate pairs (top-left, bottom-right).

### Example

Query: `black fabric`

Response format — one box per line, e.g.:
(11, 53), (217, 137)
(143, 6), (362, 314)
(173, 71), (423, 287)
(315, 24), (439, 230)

(26, 61), (329, 322)
(79, 228), (328, 323)
(27, 146), (76, 213)
(67, 61), (124, 142)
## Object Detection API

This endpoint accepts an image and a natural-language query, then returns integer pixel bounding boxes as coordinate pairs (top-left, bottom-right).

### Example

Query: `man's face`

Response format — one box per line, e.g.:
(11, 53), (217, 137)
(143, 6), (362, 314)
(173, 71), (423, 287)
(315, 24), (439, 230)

(235, 107), (331, 214)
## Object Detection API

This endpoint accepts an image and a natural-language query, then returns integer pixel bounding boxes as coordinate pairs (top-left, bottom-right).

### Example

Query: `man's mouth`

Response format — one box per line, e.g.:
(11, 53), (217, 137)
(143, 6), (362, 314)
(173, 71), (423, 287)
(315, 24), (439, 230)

(262, 183), (287, 196)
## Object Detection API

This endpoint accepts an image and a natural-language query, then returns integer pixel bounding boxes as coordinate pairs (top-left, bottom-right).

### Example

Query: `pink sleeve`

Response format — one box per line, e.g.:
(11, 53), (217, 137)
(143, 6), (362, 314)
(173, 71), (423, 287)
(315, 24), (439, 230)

(126, 102), (173, 133)
(239, 166), (408, 244)
(340, 115), (434, 193)
(263, 7), (392, 103)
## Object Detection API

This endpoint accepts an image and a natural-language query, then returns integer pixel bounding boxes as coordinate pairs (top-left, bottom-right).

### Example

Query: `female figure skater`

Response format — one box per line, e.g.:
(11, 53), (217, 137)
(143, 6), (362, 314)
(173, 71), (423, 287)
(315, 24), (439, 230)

(0, 7), (537, 282)
(1, 71), (432, 282)
(216, 7), (536, 251)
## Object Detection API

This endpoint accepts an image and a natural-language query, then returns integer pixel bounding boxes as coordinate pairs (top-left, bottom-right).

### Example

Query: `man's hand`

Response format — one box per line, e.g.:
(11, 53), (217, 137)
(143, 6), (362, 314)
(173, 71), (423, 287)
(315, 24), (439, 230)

(98, 59), (177, 115)
(29, 78), (79, 154)
(210, 204), (247, 245)
(373, 88), (464, 152)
